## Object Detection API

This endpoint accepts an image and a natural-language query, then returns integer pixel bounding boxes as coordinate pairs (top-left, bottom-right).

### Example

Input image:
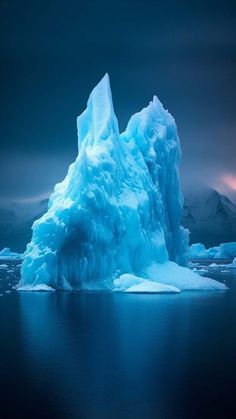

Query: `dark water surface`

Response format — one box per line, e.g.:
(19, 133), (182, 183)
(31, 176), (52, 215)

(1, 261), (236, 419)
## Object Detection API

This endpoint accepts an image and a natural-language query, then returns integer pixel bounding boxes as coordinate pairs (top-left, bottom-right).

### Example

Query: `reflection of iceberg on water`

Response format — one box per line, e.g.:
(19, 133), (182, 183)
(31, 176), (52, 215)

(18, 75), (226, 292)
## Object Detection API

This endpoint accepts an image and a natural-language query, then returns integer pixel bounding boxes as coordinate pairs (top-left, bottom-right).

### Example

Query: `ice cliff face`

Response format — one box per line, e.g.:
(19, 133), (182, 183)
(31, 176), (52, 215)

(19, 74), (190, 290)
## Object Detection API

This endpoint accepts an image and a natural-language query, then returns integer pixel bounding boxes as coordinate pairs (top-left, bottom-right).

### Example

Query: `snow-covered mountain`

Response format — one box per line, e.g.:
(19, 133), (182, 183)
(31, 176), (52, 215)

(182, 189), (236, 247)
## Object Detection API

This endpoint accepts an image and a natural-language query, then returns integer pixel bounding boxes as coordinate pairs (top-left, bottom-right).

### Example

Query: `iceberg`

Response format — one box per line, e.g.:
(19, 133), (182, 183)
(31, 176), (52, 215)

(0, 247), (23, 260)
(19, 75), (225, 292)
(190, 242), (236, 260)
(213, 242), (236, 259)
(189, 243), (209, 259)
(189, 243), (218, 259)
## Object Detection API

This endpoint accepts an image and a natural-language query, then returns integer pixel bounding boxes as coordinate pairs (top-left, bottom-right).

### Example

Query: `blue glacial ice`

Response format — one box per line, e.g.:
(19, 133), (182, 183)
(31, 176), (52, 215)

(18, 75), (226, 292)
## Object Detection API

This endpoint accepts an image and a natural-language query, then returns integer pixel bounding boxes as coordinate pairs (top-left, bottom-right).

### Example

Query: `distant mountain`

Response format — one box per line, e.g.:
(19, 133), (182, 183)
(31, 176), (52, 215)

(1, 189), (236, 252)
(182, 189), (236, 247)
(0, 198), (48, 252)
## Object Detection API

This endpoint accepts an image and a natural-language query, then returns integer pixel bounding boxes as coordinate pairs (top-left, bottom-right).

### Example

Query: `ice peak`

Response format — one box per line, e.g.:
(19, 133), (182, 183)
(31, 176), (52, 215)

(90, 73), (112, 106)
(152, 95), (162, 107)
(77, 74), (118, 148)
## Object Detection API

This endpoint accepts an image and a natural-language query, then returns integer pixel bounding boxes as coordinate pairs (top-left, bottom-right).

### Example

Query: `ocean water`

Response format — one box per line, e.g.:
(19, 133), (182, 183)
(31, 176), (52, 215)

(0, 260), (236, 419)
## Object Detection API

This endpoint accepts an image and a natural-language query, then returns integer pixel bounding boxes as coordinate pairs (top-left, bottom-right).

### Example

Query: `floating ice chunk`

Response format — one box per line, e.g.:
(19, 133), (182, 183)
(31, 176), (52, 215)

(0, 264), (8, 269)
(125, 282), (179, 293)
(144, 262), (227, 291)
(216, 258), (236, 269)
(17, 284), (55, 292)
(189, 243), (209, 259)
(114, 273), (180, 293)
(189, 243), (218, 259)
(114, 262), (226, 292)
(197, 268), (208, 275)
(0, 248), (23, 260)
(190, 242), (236, 260)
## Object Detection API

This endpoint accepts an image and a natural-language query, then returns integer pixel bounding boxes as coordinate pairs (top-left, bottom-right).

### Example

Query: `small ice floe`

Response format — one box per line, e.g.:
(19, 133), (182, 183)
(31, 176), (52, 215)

(209, 263), (218, 268)
(5, 290), (11, 294)
(114, 274), (180, 293)
(208, 259), (236, 270)
(192, 267), (207, 275)
(0, 264), (8, 269)
(188, 261), (199, 269)
(0, 248), (23, 260)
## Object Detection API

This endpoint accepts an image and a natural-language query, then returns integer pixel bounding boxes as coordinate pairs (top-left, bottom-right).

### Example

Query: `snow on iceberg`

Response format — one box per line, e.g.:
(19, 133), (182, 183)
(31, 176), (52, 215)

(18, 74), (225, 292)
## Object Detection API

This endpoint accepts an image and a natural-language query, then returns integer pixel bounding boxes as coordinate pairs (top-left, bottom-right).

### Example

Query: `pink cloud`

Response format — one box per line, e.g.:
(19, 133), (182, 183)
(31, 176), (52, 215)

(222, 174), (236, 191)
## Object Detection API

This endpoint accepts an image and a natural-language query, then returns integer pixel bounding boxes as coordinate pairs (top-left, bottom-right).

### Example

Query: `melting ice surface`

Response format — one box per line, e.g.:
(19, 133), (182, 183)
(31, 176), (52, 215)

(19, 75), (226, 292)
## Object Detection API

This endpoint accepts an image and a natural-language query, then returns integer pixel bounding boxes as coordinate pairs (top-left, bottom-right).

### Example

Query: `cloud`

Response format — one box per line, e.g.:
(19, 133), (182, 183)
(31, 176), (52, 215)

(221, 174), (236, 191)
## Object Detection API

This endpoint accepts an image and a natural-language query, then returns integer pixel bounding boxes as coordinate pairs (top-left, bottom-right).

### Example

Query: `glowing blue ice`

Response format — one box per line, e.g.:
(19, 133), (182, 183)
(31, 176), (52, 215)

(19, 75), (226, 292)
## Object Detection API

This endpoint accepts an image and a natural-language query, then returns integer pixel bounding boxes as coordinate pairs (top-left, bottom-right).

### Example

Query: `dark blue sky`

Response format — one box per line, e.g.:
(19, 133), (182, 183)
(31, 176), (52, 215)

(1, 0), (236, 201)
